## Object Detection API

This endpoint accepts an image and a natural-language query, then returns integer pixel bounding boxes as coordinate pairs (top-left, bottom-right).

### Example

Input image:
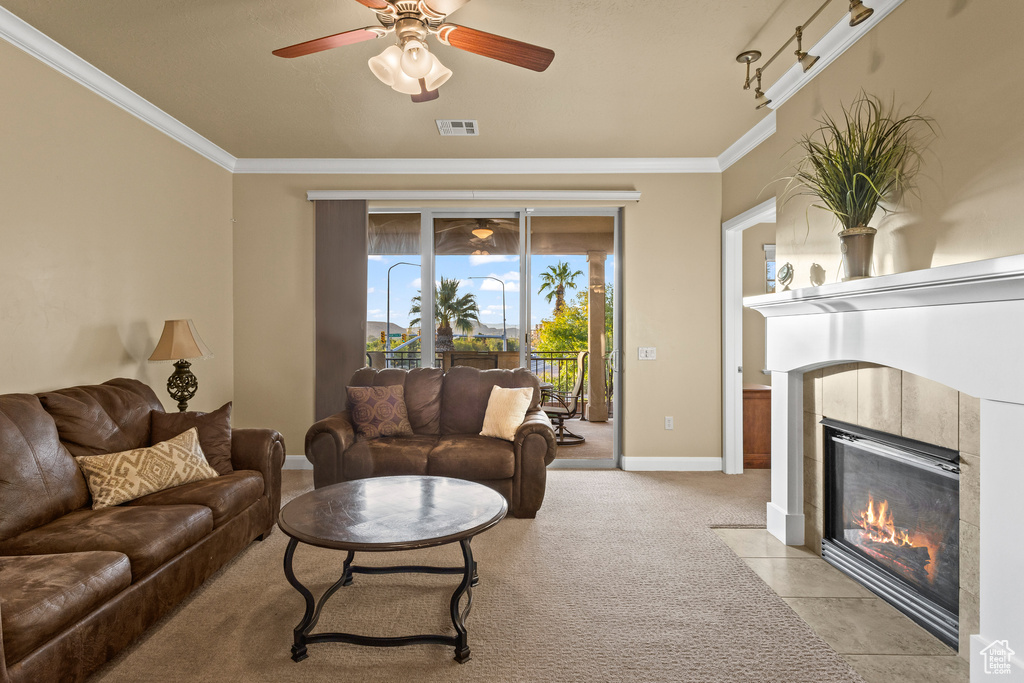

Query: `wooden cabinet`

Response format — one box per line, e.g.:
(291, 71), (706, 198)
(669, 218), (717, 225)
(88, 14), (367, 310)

(743, 384), (771, 469)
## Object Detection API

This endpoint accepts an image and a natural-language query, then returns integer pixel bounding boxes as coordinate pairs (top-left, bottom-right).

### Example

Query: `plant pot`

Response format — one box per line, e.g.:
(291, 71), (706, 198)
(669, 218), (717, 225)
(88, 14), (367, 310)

(838, 226), (876, 281)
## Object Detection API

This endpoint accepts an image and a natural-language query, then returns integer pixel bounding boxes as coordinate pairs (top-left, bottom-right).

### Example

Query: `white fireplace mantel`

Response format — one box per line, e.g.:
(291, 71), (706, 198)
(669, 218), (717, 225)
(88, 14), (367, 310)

(746, 255), (1024, 680)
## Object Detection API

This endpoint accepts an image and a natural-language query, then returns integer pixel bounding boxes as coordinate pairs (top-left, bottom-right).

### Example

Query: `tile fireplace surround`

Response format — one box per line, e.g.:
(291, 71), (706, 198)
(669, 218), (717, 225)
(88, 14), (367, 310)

(746, 255), (1024, 682)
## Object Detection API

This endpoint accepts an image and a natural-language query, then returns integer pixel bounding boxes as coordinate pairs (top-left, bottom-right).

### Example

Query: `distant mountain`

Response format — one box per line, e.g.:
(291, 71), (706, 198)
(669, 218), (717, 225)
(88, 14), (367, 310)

(367, 321), (518, 342)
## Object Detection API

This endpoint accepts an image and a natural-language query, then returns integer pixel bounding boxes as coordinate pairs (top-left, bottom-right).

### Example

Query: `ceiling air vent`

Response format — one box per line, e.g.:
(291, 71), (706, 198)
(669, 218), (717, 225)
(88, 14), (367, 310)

(436, 119), (479, 136)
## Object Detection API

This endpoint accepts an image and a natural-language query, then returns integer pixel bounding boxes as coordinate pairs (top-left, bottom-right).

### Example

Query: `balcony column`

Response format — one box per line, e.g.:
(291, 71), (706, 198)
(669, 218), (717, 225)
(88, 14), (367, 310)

(586, 250), (608, 422)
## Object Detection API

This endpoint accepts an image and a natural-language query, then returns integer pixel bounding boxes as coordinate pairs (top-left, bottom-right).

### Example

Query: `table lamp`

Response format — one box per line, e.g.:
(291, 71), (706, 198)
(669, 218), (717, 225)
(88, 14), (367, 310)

(148, 319), (212, 411)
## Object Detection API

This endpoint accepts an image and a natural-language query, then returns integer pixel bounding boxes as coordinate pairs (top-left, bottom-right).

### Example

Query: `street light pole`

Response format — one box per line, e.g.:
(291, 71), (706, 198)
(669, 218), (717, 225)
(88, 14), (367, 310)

(469, 276), (507, 351)
(386, 261), (418, 361)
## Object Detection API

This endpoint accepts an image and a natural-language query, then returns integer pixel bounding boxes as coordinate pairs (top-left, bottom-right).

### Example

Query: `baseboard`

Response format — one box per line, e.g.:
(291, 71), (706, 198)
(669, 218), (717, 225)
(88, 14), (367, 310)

(283, 455), (312, 470)
(620, 456), (722, 472)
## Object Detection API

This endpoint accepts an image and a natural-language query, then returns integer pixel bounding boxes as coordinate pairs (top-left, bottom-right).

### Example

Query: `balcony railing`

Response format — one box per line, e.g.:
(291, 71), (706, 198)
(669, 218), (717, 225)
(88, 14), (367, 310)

(367, 350), (613, 415)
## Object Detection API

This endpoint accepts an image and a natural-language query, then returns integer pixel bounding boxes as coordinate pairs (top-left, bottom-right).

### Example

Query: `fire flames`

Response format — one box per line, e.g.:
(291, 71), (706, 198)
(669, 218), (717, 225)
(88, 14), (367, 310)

(854, 495), (913, 546)
(852, 494), (940, 585)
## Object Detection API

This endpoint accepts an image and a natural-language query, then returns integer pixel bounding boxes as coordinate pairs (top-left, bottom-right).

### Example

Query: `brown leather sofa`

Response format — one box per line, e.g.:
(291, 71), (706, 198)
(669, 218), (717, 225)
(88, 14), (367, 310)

(305, 366), (557, 518)
(0, 378), (285, 683)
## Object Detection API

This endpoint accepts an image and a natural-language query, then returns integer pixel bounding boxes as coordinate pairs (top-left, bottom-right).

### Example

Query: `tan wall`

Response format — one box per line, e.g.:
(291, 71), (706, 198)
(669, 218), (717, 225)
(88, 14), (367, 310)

(232, 174), (723, 458)
(0, 41), (234, 410)
(723, 0), (1024, 288)
(742, 223), (775, 386)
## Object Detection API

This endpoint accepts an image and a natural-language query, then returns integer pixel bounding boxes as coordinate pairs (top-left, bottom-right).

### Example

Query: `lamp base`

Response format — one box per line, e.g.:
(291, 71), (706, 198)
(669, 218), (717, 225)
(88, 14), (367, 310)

(167, 360), (198, 412)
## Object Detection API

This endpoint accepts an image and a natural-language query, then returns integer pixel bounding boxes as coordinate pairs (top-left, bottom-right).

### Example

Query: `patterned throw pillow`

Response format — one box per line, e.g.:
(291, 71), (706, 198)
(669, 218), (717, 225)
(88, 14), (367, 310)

(75, 428), (219, 509)
(346, 385), (414, 439)
(480, 386), (534, 441)
(151, 401), (233, 475)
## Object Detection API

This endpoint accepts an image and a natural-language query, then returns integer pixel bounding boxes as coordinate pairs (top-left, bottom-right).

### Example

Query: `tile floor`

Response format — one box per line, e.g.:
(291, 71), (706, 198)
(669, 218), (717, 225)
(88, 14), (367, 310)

(714, 528), (968, 683)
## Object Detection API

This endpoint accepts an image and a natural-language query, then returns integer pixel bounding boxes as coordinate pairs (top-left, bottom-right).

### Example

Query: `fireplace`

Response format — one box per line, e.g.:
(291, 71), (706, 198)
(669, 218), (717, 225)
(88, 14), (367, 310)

(821, 418), (960, 648)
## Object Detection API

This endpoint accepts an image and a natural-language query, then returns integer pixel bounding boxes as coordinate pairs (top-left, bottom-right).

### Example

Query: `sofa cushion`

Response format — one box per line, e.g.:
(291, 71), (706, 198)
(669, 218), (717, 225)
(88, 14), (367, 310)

(428, 435), (516, 480)
(0, 394), (90, 542)
(349, 367), (443, 436)
(127, 470), (264, 528)
(440, 367), (542, 436)
(0, 552), (131, 665)
(0, 505), (213, 582)
(343, 435), (438, 480)
(75, 428), (220, 509)
(151, 402), (233, 475)
(38, 378), (163, 458)
(347, 386), (414, 439)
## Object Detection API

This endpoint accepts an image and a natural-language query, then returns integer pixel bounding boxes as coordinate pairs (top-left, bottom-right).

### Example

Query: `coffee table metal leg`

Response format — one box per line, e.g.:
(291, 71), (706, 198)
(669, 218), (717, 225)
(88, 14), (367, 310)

(450, 538), (474, 663)
(283, 537), (314, 662)
(342, 550), (355, 586)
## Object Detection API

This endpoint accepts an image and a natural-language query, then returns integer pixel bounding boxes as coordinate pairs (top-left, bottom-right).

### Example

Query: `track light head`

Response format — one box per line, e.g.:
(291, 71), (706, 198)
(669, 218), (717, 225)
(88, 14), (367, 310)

(849, 0), (874, 27)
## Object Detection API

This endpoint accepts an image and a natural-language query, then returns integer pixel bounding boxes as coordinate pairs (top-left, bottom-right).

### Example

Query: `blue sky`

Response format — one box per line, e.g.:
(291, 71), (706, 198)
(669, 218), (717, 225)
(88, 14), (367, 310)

(367, 253), (615, 332)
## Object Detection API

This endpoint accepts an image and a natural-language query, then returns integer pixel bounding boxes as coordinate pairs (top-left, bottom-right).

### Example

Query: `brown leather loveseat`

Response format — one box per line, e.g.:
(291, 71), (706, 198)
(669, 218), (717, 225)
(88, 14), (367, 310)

(305, 366), (557, 517)
(0, 378), (284, 683)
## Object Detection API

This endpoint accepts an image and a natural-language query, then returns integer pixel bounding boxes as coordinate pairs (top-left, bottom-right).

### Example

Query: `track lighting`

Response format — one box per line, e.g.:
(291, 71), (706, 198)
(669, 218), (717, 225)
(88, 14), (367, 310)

(848, 0), (874, 26)
(736, 0), (874, 109)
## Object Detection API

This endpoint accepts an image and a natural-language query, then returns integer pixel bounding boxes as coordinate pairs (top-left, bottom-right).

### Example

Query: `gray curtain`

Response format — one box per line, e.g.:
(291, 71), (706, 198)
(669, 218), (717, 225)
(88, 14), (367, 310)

(315, 200), (368, 420)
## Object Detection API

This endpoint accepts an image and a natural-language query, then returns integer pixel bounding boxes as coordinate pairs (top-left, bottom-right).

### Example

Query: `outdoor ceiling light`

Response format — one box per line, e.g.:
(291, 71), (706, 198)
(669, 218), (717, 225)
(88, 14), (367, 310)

(471, 227), (493, 239)
(735, 0), (873, 110)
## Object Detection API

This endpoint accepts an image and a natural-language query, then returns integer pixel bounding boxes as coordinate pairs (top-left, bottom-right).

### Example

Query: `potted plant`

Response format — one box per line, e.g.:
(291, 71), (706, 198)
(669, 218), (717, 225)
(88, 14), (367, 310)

(785, 93), (933, 280)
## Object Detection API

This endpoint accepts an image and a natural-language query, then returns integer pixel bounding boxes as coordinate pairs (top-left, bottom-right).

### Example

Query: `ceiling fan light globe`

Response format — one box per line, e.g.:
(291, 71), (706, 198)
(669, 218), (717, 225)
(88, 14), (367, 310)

(368, 45), (404, 86)
(400, 40), (433, 79)
(424, 54), (453, 91)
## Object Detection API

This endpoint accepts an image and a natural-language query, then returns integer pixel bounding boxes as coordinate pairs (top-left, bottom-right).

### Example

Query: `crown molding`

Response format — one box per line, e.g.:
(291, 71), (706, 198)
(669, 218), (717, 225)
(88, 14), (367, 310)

(0, 7), (237, 172)
(234, 157), (719, 175)
(765, 0), (905, 110)
(717, 112), (777, 172)
(306, 190), (642, 202)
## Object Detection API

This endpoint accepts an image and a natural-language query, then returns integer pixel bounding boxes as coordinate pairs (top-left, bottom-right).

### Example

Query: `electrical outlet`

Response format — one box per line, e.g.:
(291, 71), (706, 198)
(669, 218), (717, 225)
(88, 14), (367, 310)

(639, 347), (657, 360)
(664, 416), (673, 430)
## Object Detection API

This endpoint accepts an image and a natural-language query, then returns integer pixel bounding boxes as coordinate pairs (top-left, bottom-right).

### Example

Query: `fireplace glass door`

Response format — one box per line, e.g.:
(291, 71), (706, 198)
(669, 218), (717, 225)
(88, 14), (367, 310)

(822, 419), (960, 646)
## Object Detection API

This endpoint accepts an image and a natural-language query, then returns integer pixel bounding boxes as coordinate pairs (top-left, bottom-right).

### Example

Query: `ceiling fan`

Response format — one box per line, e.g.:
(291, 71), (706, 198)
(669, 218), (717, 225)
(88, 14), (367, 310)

(273, 0), (555, 103)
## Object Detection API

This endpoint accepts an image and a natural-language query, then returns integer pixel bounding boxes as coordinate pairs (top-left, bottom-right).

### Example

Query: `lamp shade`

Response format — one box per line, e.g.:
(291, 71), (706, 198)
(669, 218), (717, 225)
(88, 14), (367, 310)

(423, 53), (453, 92)
(368, 45), (423, 95)
(148, 319), (212, 361)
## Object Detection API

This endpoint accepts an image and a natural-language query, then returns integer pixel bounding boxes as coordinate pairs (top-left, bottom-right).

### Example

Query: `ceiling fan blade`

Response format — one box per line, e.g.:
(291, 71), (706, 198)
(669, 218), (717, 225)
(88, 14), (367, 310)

(438, 24), (554, 72)
(273, 27), (383, 58)
(352, 0), (390, 9)
(411, 79), (440, 103)
(422, 0), (473, 16)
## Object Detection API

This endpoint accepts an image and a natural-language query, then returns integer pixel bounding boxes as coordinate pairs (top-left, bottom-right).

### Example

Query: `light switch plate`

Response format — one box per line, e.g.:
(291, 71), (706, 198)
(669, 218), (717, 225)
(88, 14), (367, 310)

(638, 347), (657, 360)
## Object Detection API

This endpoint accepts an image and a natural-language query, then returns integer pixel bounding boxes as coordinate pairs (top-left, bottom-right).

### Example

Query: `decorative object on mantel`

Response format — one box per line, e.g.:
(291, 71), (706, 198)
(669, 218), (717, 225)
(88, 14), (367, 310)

(778, 262), (795, 291)
(783, 92), (934, 281)
(736, 0), (874, 110)
(148, 319), (212, 411)
(809, 263), (827, 287)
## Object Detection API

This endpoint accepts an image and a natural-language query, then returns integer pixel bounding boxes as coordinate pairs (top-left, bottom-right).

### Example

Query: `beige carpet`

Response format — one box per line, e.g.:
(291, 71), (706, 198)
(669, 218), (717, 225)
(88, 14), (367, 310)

(93, 470), (864, 683)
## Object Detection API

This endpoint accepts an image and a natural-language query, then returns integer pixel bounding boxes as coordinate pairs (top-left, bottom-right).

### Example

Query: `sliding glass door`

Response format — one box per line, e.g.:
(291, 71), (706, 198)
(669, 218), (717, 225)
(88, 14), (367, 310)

(366, 207), (622, 467)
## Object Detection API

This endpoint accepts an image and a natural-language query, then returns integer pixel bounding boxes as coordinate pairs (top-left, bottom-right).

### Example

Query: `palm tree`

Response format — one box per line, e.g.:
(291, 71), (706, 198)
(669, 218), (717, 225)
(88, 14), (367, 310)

(410, 276), (481, 352)
(538, 261), (585, 316)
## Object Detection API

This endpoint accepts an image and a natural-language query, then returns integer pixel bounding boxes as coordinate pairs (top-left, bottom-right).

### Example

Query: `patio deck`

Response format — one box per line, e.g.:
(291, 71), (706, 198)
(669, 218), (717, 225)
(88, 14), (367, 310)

(553, 416), (613, 460)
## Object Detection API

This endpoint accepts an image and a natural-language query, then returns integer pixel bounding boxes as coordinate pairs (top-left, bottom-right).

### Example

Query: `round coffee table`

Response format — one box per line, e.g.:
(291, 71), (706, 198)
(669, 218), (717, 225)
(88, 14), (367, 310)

(278, 475), (507, 664)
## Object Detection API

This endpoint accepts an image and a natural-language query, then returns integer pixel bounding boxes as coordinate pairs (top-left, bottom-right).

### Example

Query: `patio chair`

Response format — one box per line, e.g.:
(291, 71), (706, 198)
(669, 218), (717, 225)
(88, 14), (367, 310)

(543, 351), (588, 445)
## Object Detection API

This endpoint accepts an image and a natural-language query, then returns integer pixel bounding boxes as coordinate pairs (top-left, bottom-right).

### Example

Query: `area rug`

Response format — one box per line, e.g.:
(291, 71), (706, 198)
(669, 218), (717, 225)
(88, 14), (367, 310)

(93, 469), (863, 683)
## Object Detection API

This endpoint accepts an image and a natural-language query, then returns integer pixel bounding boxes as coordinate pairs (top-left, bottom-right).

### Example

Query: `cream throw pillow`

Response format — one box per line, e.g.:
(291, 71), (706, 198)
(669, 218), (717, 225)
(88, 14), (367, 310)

(76, 427), (219, 509)
(480, 386), (534, 441)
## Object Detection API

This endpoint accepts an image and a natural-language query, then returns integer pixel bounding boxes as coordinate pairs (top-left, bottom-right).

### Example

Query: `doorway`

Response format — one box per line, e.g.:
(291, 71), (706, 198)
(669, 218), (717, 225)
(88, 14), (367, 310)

(365, 207), (622, 467)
